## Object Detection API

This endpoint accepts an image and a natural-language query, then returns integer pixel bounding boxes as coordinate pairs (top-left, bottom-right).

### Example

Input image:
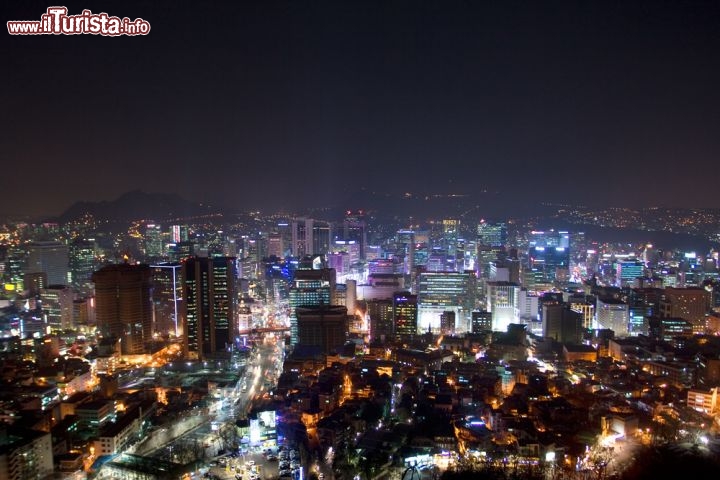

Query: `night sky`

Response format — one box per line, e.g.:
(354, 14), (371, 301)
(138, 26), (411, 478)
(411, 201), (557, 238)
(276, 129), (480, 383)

(3, 0), (720, 217)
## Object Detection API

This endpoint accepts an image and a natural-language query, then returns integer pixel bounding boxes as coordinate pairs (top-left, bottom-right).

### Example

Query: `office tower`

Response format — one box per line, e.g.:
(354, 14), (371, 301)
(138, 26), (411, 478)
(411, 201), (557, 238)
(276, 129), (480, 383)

(518, 290), (539, 323)
(366, 298), (394, 342)
(296, 305), (348, 355)
(150, 262), (183, 337)
(39, 285), (74, 331)
(627, 288), (662, 336)
(23, 272), (47, 297)
(440, 311), (456, 334)
(542, 303), (583, 344)
(143, 224), (163, 260)
(527, 230), (571, 284)
(396, 230), (415, 276)
(471, 310), (492, 333)
(443, 219), (460, 262)
(291, 218), (314, 258)
(171, 224), (189, 243)
(417, 271), (476, 333)
(92, 264), (153, 355)
(477, 220), (507, 247)
(167, 241), (195, 262)
(342, 211), (367, 260)
(568, 294), (596, 330)
(69, 239), (96, 294)
(393, 292), (418, 338)
(73, 298), (90, 332)
(345, 279), (357, 314)
(596, 298), (630, 336)
(659, 286), (712, 333)
(616, 260), (644, 287)
(267, 232), (284, 258)
(288, 268), (336, 345)
(0, 429), (54, 480)
(181, 256), (237, 360)
(276, 222), (292, 257)
(312, 221), (332, 256)
(327, 252), (350, 276)
(486, 281), (521, 332)
(4, 245), (27, 291)
(26, 241), (69, 286)
(648, 316), (694, 343)
(332, 240), (360, 265)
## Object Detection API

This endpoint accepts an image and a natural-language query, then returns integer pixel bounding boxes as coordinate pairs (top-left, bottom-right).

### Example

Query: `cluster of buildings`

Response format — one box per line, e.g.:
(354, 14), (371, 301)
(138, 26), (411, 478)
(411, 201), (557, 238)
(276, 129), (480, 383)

(1, 211), (720, 479)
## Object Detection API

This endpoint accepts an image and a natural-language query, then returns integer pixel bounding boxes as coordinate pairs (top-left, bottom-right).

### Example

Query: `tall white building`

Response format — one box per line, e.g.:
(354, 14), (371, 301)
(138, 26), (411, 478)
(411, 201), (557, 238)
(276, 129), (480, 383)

(596, 298), (629, 336)
(486, 281), (521, 332)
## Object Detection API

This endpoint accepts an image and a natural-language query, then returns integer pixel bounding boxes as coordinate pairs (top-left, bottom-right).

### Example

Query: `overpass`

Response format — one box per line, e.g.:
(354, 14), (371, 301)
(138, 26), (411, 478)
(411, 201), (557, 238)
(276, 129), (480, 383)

(237, 326), (289, 335)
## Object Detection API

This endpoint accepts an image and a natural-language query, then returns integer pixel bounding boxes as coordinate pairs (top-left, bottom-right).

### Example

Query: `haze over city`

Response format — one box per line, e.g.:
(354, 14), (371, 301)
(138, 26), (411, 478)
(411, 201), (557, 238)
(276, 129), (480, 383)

(3, 0), (720, 216)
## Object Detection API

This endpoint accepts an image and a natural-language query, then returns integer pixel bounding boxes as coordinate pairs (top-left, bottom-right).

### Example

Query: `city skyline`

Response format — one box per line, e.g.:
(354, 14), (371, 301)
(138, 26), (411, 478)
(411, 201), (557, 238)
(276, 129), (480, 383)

(4, 0), (720, 217)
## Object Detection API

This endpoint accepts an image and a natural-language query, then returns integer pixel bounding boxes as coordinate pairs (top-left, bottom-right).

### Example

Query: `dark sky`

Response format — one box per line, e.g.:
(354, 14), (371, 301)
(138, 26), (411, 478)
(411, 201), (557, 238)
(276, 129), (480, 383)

(3, 0), (720, 217)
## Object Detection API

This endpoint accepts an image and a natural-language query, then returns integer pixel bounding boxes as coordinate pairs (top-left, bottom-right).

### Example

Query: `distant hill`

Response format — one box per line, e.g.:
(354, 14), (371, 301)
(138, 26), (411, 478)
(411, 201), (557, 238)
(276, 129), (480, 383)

(47, 189), (219, 225)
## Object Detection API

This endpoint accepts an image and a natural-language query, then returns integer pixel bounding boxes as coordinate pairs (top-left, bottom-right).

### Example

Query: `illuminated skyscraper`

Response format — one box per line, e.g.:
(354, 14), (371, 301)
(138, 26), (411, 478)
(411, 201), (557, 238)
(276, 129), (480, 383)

(39, 285), (73, 332)
(182, 256), (237, 360)
(596, 298), (629, 336)
(144, 224), (163, 260)
(417, 271), (476, 333)
(92, 263), (153, 355)
(393, 291), (418, 338)
(69, 239), (96, 294)
(151, 262), (183, 337)
(486, 281), (521, 332)
(288, 268), (336, 345)
(477, 220), (507, 247)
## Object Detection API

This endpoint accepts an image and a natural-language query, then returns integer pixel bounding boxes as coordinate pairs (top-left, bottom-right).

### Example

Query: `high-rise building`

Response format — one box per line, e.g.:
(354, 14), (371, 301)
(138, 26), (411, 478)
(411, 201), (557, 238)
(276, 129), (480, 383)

(542, 303), (583, 344)
(366, 298), (394, 342)
(69, 239), (97, 293)
(486, 281), (521, 332)
(471, 310), (492, 333)
(181, 256), (237, 360)
(440, 310), (456, 334)
(342, 211), (367, 260)
(0, 428), (54, 480)
(92, 264), (153, 355)
(616, 260), (644, 287)
(150, 262), (183, 337)
(296, 305), (348, 355)
(144, 224), (163, 260)
(596, 298), (629, 336)
(393, 292), (418, 338)
(312, 221), (332, 256)
(477, 220), (507, 247)
(291, 218), (314, 258)
(659, 287), (712, 333)
(288, 268), (336, 345)
(23, 272), (47, 297)
(396, 230), (415, 276)
(39, 285), (74, 331)
(417, 271), (476, 333)
(26, 241), (69, 286)
(171, 224), (189, 243)
(267, 232), (284, 259)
